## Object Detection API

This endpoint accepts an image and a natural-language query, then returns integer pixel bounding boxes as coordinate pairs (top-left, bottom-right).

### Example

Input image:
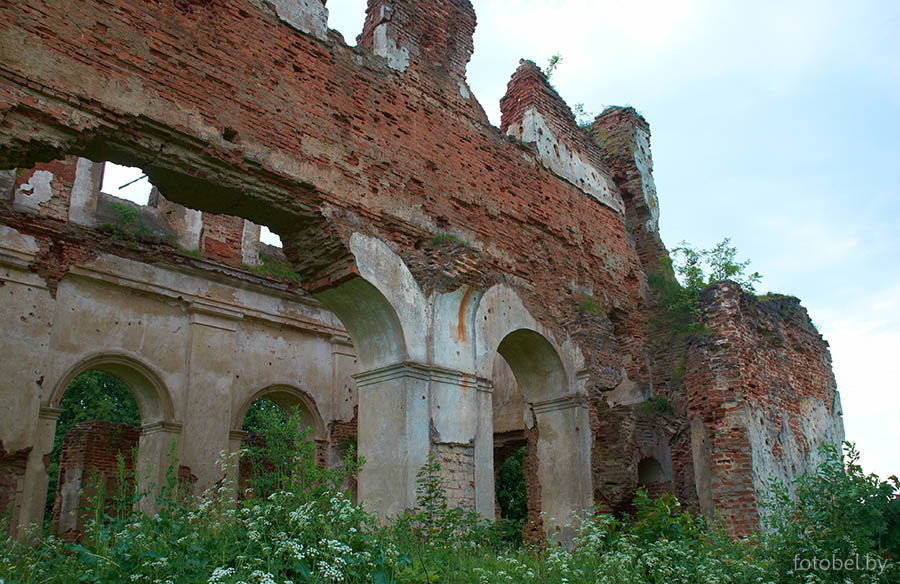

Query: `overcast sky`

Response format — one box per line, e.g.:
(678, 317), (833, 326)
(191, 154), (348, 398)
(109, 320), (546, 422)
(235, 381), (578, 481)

(106, 0), (898, 481)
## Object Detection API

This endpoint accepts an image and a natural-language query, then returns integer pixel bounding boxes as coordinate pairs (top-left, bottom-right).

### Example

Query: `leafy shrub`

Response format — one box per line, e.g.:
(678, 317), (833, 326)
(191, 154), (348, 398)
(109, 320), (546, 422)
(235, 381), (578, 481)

(635, 396), (674, 416)
(762, 442), (900, 583)
(650, 238), (762, 338)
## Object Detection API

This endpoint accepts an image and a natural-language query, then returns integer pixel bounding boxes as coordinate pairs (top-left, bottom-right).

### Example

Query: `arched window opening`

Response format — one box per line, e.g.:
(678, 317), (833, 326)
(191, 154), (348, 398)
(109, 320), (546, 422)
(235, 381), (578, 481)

(48, 370), (141, 536)
(637, 457), (673, 501)
(239, 394), (322, 499)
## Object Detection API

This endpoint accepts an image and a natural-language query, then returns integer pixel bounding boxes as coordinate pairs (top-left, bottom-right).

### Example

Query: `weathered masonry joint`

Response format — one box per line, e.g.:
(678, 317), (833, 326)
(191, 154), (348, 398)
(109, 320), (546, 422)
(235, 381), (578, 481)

(0, 0), (842, 542)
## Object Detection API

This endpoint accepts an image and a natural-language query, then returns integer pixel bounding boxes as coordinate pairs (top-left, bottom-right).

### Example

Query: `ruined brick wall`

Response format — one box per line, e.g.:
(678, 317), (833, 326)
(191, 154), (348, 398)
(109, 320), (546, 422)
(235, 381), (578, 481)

(589, 403), (688, 514)
(53, 421), (140, 535)
(11, 159), (77, 220)
(686, 282), (844, 535)
(0, 0), (648, 390)
(200, 213), (245, 267)
(590, 107), (665, 272)
(0, 0), (847, 537)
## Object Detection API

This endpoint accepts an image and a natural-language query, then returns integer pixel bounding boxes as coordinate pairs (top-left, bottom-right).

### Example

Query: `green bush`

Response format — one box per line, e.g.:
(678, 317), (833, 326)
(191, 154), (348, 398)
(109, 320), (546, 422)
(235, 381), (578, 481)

(762, 442), (900, 583)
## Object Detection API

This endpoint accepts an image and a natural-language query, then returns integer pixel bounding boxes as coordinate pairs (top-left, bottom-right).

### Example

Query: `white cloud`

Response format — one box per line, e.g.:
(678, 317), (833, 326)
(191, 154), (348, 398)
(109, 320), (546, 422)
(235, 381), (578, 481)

(818, 285), (900, 480)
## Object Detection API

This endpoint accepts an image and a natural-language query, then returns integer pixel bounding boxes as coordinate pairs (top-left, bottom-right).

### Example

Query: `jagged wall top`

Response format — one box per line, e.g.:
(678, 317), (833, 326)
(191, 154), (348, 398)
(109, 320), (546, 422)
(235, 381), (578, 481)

(359, 0), (476, 83)
(500, 60), (624, 214)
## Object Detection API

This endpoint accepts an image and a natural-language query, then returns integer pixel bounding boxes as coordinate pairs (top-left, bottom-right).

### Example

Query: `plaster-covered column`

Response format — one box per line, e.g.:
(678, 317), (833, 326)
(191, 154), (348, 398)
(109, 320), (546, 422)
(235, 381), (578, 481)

(473, 379), (495, 518)
(137, 421), (183, 513)
(68, 158), (102, 226)
(428, 366), (493, 515)
(354, 362), (496, 520)
(179, 305), (240, 491)
(13, 407), (60, 537)
(224, 430), (246, 498)
(532, 396), (592, 546)
(353, 362), (430, 520)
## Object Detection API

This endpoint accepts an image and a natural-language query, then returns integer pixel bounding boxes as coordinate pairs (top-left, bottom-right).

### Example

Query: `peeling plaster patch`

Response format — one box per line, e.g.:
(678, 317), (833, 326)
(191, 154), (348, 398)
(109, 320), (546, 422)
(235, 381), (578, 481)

(13, 170), (54, 213)
(69, 158), (100, 226)
(458, 81), (470, 99)
(633, 127), (660, 232)
(0, 169), (16, 200)
(605, 369), (645, 406)
(509, 108), (623, 213)
(269, 0), (328, 40)
(373, 24), (409, 72)
(0, 225), (40, 258)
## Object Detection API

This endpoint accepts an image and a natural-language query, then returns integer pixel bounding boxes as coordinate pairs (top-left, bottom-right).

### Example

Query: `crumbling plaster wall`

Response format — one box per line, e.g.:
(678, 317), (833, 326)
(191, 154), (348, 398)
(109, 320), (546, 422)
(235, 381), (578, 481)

(0, 204), (361, 530)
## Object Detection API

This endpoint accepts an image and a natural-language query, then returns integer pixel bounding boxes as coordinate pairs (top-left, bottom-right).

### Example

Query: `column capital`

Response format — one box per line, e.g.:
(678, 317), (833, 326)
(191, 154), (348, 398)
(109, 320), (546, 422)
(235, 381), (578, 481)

(353, 361), (491, 391)
(532, 394), (588, 414)
(38, 406), (64, 421)
(141, 421), (184, 435)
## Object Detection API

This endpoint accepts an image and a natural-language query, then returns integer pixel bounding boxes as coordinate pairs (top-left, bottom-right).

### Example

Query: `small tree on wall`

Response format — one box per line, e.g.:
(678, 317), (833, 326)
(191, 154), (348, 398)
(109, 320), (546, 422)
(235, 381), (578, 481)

(649, 237), (763, 337)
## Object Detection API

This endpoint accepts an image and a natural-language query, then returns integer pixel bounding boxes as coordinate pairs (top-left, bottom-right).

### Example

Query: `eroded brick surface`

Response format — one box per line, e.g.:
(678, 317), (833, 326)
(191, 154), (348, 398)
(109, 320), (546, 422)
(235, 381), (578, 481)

(686, 282), (843, 535)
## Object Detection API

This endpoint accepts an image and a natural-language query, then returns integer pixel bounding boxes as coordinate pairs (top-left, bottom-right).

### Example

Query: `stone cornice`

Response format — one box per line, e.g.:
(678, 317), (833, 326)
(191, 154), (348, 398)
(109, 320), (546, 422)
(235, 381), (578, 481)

(65, 256), (348, 339)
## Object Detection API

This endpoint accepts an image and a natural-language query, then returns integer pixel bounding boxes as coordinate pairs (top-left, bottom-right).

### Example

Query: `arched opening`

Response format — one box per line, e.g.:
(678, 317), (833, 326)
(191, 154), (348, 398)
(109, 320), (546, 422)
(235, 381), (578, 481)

(637, 456), (673, 501)
(48, 370), (141, 536)
(491, 328), (591, 545)
(44, 354), (178, 534)
(491, 353), (529, 544)
(236, 387), (327, 499)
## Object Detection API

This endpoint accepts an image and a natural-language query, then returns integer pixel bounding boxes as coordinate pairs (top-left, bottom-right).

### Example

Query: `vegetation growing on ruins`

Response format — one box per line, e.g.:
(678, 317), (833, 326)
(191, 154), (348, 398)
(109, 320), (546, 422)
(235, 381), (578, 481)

(635, 396), (674, 417)
(650, 237), (762, 337)
(428, 233), (467, 248)
(577, 296), (606, 316)
(101, 202), (157, 245)
(245, 253), (303, 281)
(4, 405), (897, 584)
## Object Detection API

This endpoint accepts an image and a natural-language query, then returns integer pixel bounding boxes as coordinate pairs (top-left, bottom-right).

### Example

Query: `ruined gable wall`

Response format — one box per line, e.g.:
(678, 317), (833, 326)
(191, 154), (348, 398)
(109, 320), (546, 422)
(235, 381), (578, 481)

(686, 281), (844, 535)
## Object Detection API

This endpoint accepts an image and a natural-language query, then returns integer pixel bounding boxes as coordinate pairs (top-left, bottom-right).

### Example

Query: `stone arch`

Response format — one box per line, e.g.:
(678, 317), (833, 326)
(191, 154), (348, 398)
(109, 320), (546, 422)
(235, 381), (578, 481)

(314, 232), (426, 371)
(475, 285), (591, 545)
(474, 284), (576, 385)
(233, 384), (326, 441)
(47, 352), (175, 426)
(43, 352), (181, 529)
(496, 329), (569, 404)
(637, 456), (674, 501)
